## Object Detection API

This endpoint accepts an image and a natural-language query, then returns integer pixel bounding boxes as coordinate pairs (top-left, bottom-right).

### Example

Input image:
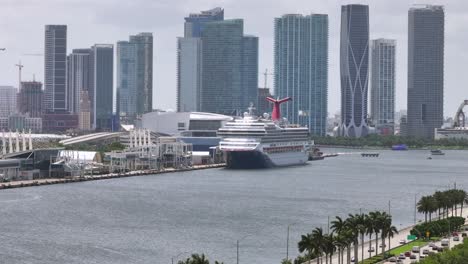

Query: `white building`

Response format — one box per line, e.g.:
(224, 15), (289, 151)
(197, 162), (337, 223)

(370, 39), (396, 135)
(0, 86), (17, 117)
(139, 111), (232, 136)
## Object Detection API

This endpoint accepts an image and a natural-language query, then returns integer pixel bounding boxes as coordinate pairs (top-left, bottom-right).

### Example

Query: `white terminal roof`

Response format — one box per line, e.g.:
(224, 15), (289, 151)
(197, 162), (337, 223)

(189, 112), (233, 121)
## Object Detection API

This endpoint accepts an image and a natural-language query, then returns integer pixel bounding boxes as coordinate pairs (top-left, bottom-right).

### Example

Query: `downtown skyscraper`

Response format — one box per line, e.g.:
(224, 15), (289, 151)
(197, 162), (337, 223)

(92, 44), (114, 131)
(177, 8), (258, 114)
(370, 39), (396, 135)
(339, 5), (370, 138)
(44, 25), (67, 113)
(67, 48), (93, 130)
(200, 19), (258, 114)
(274, 14), (328, 136)
(117, 33), (153, 123)
(407, 5), (444, 139)
(177, 8), (223, 112)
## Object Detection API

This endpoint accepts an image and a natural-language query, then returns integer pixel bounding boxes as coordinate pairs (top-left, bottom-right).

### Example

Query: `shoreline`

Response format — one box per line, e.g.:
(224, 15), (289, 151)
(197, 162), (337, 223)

(317, 144), (468, 150)
(0, 163), (226, 190)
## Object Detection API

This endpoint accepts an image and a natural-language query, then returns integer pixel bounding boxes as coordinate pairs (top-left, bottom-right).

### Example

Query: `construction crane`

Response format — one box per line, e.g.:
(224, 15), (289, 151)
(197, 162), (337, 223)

(15, 61), (24, 91)
(261, 68), (274, 89)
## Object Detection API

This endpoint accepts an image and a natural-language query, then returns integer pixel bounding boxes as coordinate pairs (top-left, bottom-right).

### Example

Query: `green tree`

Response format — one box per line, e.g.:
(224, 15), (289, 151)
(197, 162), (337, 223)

(298, 233), (317, 264)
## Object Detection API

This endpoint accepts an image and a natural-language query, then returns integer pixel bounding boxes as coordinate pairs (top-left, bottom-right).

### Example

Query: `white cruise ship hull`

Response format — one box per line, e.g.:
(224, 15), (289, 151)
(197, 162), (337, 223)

(222, 142), (309, 169)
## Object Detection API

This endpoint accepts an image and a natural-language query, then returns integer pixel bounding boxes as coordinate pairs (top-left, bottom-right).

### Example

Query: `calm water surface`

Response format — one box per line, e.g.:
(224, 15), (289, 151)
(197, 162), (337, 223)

(0, 149), (467, 264)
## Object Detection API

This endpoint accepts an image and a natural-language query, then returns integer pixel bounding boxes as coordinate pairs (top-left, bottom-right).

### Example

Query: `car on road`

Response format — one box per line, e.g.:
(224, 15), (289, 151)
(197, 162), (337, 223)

(410, 254), (417, 259)
(388, 256), (397, 262)
(412, 246), (420, 253)
(462, 233), (467, 237)
(368, 246), (375, 252)
(398, 253), (405, 259)
(380, 243), (386, 248)
(454, 236), (460, 241)
(404, 251), (412, 257)
(441, 238), (449, 247)
(422, 249), (430, 255)
(420, 254), (426, 259)
(399, 239), (406, 245)
(437, 247), (445, 252)
(351, 256), (355, 262)
(396, 260), (403, 264)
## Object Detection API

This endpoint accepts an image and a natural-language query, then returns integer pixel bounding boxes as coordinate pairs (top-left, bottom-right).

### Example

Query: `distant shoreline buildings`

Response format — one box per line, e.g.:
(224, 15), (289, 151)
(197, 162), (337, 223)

(0, 4), (451, 139)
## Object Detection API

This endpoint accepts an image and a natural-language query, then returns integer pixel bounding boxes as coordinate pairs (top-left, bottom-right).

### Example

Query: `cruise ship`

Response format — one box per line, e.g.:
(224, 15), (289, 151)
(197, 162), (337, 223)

(217, 97), (310, 169)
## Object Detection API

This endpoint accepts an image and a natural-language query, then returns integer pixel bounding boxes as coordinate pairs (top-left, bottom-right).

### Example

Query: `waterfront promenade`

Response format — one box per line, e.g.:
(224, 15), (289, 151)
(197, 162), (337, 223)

(0, 163), (225, 190)
(324, 209), (468, 264)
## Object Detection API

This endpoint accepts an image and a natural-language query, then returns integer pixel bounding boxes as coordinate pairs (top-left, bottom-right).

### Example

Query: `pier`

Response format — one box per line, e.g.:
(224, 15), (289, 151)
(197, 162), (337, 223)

(0, 163), (225, 190)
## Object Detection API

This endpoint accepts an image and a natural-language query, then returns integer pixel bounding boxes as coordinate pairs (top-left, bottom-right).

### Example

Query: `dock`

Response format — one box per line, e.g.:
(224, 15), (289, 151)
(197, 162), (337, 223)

(0, 163), (226, 190)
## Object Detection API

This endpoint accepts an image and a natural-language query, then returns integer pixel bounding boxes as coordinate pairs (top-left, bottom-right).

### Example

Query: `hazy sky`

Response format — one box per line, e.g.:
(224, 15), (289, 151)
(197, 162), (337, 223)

(1, 0), (467, 118)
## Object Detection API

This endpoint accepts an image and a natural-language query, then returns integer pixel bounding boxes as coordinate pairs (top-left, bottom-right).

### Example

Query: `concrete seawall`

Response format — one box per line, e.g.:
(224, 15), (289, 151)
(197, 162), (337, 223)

(0, 163), (226, 190)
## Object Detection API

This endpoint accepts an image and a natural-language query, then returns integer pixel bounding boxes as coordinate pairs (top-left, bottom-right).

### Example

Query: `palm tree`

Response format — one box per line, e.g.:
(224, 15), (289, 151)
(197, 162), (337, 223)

(385, 224), (398, 254)
(354, 213), (367, 262)
(345, 214), (359, 264)
(417, 196), (432, 222)
(463, 191), (468, 217)
(428, 195), (438, 222)
(434, 191), (444, 218)
(312, 227), (325, 264)
(365, 213), (375, 259)
(333, 234), (347, 264)
(322, 233), (335, 264)
(177, 254), (210, 264)
(368, 211), (382, 256)
(378, 212), (391, 253)
(298, 233), (317, 264)
(331, 216), (346, 264)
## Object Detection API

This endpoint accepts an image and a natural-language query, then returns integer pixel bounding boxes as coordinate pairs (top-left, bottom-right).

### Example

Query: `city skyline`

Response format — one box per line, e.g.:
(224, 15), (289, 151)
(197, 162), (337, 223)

(0, 1), (467, 118)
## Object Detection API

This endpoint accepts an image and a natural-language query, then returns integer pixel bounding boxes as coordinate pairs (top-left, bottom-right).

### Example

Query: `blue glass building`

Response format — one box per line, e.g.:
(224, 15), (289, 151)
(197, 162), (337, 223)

(274, 14), (329, 135)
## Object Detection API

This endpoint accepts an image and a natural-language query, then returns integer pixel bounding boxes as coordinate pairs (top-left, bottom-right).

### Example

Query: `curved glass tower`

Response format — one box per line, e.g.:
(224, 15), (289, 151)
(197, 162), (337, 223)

(339, 4), (369, 137)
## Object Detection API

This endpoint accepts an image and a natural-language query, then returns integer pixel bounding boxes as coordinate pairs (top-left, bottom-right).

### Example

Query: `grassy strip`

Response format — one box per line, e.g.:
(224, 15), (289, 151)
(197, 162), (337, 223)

(359, 254), (390, 264)
(389, 240), (428, 256)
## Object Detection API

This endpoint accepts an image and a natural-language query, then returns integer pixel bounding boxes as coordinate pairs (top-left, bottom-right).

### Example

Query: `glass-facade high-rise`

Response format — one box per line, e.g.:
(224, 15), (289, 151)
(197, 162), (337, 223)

(91, 44), (114, 131)
(67, 49), (92, 115)
(177, 37), (202, 112)
(274, 14), (328, 135)
(117, 41), (137, 120)
(200, 19), (258, 114)
(407, 5), (444, 139)
(184, 7), (224, 38)
(339, 5), (369, 137)
(370, 39), (396, 135)
(130, 33), (153, 115)
(177, 8), (224, 112)
(117, 33), (153, 122)
(44, 25), (67, 113)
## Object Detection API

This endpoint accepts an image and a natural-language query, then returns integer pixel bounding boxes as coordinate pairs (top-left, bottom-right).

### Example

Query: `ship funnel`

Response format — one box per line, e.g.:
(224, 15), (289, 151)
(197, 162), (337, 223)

(266, 97), (292, 121)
